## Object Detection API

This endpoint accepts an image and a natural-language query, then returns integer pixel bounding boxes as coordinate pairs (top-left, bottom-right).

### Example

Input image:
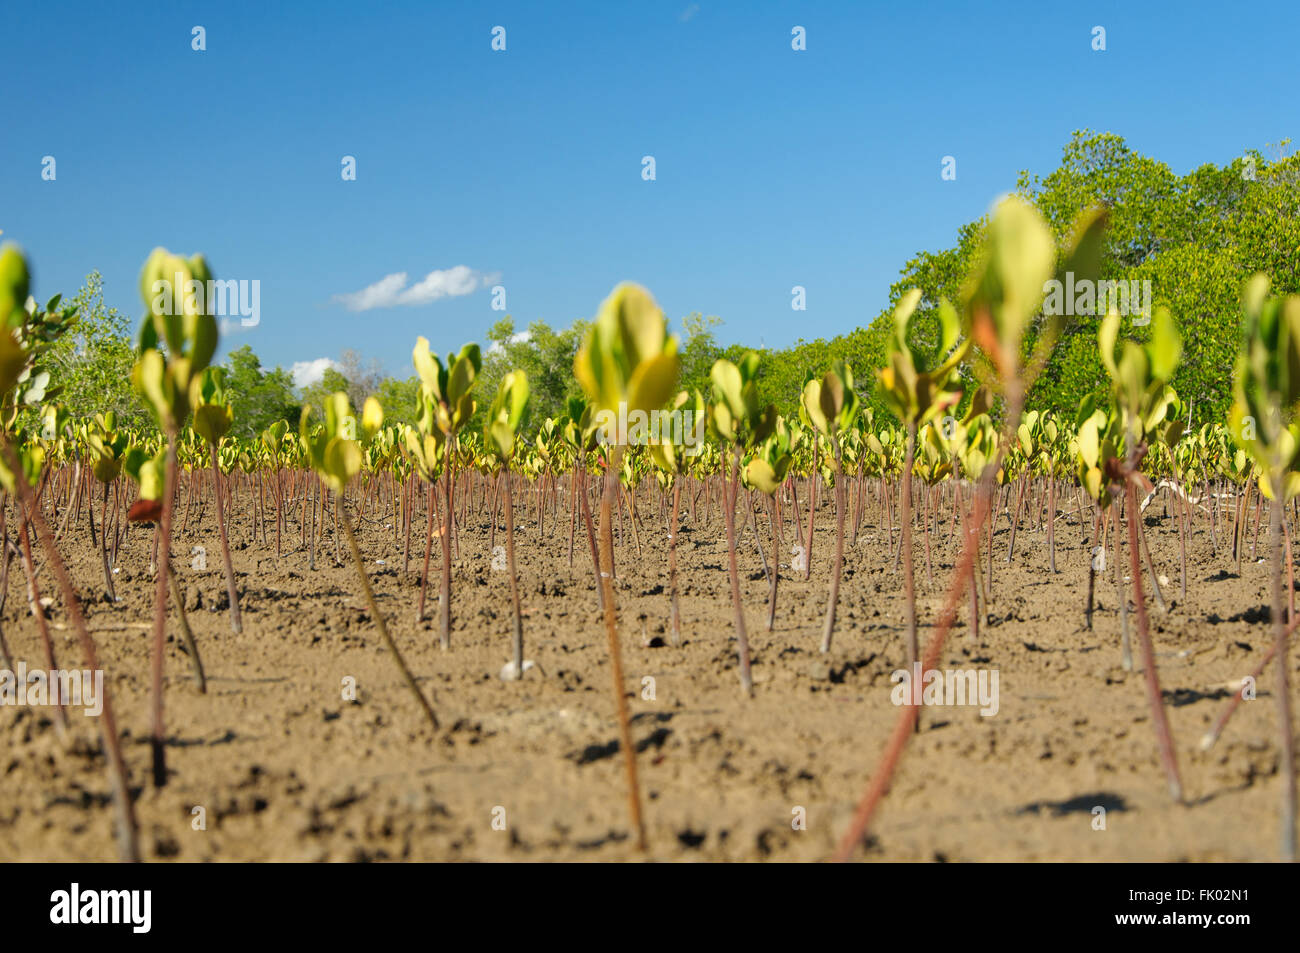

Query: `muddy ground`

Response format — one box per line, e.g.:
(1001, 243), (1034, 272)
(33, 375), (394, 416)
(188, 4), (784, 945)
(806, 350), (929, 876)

(0, 480), (1295, 862)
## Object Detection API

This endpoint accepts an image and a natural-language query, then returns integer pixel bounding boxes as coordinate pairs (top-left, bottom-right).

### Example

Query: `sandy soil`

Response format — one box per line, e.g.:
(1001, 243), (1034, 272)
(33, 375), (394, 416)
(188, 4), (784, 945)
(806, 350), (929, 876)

(1, 478), (1295, 862)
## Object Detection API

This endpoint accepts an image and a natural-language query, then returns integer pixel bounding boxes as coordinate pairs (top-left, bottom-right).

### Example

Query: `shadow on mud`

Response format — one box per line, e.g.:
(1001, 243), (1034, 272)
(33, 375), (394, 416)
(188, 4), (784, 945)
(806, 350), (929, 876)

(1014, 791), (1129, 817)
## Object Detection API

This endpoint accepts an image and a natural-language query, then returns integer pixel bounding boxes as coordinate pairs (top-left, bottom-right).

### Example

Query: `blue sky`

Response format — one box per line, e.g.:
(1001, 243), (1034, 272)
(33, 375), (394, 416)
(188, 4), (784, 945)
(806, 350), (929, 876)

(4, 0), (1296, 387)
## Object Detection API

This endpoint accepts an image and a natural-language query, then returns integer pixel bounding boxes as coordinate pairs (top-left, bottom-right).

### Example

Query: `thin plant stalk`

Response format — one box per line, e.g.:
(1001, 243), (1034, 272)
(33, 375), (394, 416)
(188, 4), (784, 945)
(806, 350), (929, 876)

(1124, 465), (1183, 803)
(210, 445), (242, 633)
(503, 470), (524, 673)
(18, 509), (69, 736)
(337, 494), (439, 731)
(725, 448), (755, 691)
(900, 422), (918, 669)
(99, 482), (116, 601)
(804, 443), (819, 581)
(766, 494), (780, 632)
(669, 480), (682, 644)
(818, 436), (847, 654)
(596, 452), (646, 851)
(1269, 496), (1297, 861)
(417, 480), (437, 622)
(568, 460), (579, 567)
(439, 457), (454, 649)
(1200, 615), (1297, 751)
(150, 423), (178, 788)
(1047, 468), (1057, 572)
(167, 557), (206, 692)
(1136, 509), (1167, 612)
(1085, 509), (1102, 630)
(580, 472), (605, 612)
(1113, 501), (1132, 671)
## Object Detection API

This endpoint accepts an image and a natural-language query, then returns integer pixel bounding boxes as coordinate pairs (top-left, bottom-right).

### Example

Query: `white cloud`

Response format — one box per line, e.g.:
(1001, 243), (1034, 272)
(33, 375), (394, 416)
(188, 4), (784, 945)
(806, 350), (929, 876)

(334, 272), (409, 312)
(679, 4), (700, 22)
(487, 329), (532, 354)
(333, 265), (497, 312)
(292, 357), (341, 389)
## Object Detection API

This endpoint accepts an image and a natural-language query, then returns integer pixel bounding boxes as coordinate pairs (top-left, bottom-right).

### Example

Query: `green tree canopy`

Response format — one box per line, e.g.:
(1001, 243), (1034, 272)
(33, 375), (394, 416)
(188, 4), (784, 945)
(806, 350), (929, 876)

(221, 344), (299, 438)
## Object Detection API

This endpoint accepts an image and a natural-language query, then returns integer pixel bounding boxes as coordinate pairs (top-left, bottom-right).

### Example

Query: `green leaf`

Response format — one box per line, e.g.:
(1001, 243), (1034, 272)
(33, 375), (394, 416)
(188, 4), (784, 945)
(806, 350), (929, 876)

(1078, 416), (1100, 469)
(194, 403), (232, 445)
(743, 457), (780, 495)
(1148, 307), (1181, 382)
(628, 351), (679, 416)
(412, 337), (444, 397)
(710, 359), (744, 418)
(801, 378), (827, 434)
(1098, 309), (1120, 379)
(321, 436), (361, 491)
